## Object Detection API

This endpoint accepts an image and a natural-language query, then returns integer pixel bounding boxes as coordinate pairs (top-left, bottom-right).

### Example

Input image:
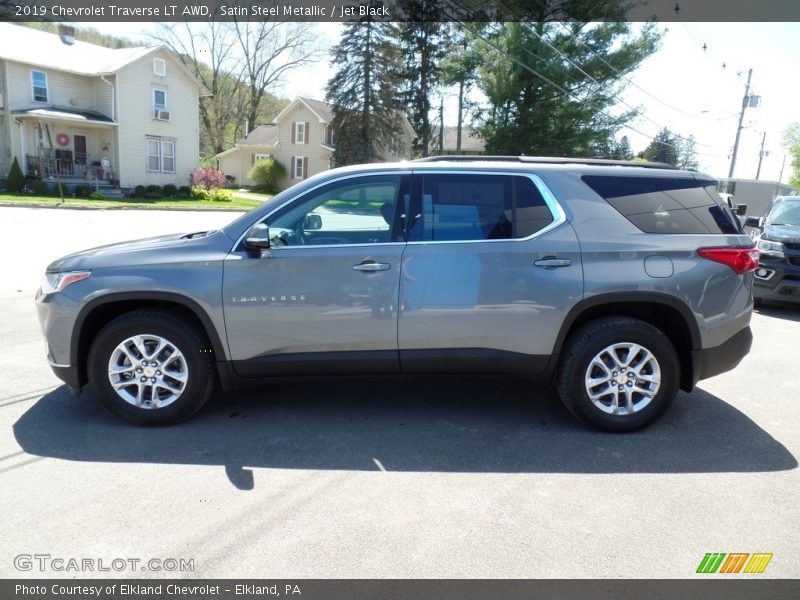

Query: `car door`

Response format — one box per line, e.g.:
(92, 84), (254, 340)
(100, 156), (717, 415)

(223, 173), (410, 376)
(398, 171), (583, 375)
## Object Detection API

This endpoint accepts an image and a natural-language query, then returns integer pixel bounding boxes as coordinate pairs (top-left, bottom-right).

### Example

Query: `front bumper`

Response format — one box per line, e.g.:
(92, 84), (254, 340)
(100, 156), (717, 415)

(691, 325), (753, 384)
(752, 255), (800, 304)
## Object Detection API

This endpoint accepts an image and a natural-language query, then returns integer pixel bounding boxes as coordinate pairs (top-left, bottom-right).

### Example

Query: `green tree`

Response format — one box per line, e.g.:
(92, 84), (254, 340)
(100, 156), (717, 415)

(473, 5), (661, 156)
(440, 25), (483, 155)
(398, 3), (449, 157)
(614, 136), (634, 160)
(676, 135), (699, 170)
(782, 122), (800, 189)
(642, 128), (679, 165)
(6, 157), (25, 193)
(325, 20), (405, 166)
(248, 158), (286, 194)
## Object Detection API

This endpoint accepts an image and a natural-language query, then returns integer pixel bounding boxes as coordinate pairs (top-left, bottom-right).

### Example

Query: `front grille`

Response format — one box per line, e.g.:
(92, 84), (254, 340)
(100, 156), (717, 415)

(789, 256), (800, 267)
(784, 242), (800, 250)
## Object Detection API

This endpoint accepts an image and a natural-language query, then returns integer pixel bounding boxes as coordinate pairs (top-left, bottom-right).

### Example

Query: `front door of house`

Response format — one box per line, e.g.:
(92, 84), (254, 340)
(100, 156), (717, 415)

(73, 135), (87, 165)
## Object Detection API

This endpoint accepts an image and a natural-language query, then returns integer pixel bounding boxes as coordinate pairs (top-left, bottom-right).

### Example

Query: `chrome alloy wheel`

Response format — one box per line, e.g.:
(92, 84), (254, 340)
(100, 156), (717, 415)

(107, 334), (188, 409)
(584, 343), (661, 416)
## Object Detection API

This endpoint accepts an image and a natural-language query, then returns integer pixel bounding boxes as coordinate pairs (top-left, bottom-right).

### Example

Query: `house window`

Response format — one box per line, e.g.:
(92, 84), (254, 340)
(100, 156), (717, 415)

(153, 89), (167, 111)
(153, 58), (166, 77)
(162, 140), (175, 173)
(294, 122), (306, 144)
(146, 137), (176, 173)
(324, 126), (335, 147)
(254, 153), (271, 163)
(293, 156), (306, 180)
(31, 70), (48, 103)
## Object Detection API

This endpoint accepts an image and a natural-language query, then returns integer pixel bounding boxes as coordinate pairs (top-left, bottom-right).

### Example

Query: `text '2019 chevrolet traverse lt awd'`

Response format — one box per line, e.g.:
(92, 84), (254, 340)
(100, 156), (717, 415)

(36, 157), (757, 431)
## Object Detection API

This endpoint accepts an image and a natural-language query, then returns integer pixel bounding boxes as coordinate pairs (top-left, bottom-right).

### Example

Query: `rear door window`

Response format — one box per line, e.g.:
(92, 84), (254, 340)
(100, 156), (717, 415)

(582, 175), (741, 234)
(408, 173), (554, 242)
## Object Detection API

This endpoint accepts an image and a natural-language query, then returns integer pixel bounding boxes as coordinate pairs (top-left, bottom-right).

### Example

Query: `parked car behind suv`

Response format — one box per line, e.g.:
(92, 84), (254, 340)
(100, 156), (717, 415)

(36, 157), (757, 431)
(746, 195), (800, 305)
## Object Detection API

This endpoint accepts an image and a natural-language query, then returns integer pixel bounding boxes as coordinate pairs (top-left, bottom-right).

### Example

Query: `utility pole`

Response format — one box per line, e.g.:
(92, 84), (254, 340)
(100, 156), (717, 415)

(779, 154), (787, 183)
(728, 68), (753, 178)
(755, 131), (767, 179)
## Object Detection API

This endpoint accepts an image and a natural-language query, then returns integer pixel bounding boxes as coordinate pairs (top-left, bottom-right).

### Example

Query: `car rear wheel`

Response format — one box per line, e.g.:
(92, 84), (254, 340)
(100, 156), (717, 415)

(88, 309), (216, 425)
(556, 317), (679, 431)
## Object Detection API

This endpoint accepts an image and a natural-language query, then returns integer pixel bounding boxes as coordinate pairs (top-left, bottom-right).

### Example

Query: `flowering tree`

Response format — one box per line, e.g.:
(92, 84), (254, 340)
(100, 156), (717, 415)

(191, 168), (226, 190)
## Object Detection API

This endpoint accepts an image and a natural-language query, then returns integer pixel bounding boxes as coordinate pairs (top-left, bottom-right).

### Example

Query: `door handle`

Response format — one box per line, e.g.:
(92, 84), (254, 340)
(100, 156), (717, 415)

(534, 258), (572, 269)
(353, 261), (391, 272)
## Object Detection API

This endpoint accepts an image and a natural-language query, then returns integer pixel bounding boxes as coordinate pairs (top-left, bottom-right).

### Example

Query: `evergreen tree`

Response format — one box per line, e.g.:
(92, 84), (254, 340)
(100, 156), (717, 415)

(676, 135), (699, 170)
(398, 3), (449, 157)
(615, 136), (634, 160)
(440, 25), (483, 155)
(6, 157), (25, 193)
(642, 128), (678, 165)
(473, 4), (661, 156)
(326, 20), (404, 166)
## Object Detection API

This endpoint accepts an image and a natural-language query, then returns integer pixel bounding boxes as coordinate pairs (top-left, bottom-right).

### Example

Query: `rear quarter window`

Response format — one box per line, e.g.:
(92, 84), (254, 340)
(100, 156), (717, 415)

(581, 175), (741, 234)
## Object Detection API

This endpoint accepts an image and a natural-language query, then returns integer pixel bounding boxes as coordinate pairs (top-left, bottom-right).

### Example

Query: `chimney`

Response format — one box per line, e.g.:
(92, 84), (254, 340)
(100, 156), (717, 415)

(59, 25), (75, 45)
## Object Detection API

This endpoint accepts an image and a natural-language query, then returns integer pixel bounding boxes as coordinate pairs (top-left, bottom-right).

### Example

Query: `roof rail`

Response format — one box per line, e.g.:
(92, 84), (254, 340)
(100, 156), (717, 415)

(413, 156), (678, 170)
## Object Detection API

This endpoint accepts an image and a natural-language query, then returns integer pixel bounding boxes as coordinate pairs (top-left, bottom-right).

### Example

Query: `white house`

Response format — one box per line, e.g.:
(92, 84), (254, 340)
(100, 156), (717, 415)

(216, 96), (414, 189)
(0, 23), (209, 192)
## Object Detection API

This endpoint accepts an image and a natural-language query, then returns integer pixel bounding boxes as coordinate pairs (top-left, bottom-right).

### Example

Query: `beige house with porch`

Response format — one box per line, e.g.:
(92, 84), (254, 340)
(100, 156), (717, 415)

(0, 23), (208, 195)
(216, 96), (413, 189)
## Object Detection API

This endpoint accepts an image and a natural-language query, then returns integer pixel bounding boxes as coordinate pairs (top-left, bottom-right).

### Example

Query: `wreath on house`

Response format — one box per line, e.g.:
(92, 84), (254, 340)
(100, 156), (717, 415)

(56, 133), (70, 147)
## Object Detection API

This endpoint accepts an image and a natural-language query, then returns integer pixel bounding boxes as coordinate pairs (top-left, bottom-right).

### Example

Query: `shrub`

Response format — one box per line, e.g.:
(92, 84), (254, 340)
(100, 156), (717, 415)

(134, 185), (147, 198)
(248, 158), (285, 194)
(146, 184), (162, 196)
(6, 157), (25, 193)
(89, 191), (106, 200)
(190, 186), (212, 201)
(178, 185), (191, 195)
(191, 167), (226, 190)
(163, 184), (178, 197)
(211, 188), (233, 202)
(145, 192), (161, 200)
(73, 184), (91, 197)
(32, 180), (48, 196)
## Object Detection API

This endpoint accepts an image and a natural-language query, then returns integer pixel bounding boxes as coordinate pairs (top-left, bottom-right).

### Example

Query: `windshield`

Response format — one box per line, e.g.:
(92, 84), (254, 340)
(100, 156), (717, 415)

(769, 199), (800, 226)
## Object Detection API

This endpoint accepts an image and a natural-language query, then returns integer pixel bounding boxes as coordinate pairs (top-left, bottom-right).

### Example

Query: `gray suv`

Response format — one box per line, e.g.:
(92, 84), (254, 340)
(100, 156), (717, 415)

(36, 157), (757, 431)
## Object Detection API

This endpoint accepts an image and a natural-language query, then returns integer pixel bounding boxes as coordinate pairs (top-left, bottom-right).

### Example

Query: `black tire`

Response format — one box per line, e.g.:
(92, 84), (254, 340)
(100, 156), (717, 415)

(88, 309), (216, 425)
(556, 317), (680, 432)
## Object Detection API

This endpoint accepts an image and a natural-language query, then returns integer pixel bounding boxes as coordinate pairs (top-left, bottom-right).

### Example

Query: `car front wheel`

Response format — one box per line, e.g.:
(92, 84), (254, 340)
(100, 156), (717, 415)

(556, 316), (680, 431)
(88, 309), (216, 425)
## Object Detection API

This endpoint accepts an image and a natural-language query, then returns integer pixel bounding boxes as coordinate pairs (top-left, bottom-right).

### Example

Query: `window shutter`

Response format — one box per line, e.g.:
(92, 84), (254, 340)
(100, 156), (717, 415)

(292, 123), (296, 144)
(303, 157), (308, 178)
(251, 153), (255, 167)
(305, 122), (309, 144)
(291, 156), (295, 179)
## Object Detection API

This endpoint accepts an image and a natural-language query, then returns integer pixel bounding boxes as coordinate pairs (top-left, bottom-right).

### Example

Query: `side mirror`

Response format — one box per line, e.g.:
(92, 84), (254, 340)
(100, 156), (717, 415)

(736, 203), (747, 216)
(303, 214), (322, 230)
(744, 216), (761, 228)
(244, 223), (270, 252)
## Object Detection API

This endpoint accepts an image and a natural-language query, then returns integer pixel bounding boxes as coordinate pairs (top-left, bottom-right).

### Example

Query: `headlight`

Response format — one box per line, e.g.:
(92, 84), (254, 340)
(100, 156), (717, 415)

(40, 271), (91, 295)
(756, 239), (785, 257)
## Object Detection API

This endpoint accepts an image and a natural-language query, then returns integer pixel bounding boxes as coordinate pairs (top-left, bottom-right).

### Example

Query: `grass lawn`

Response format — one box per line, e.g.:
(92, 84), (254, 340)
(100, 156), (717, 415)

(0, 193), (268, 211)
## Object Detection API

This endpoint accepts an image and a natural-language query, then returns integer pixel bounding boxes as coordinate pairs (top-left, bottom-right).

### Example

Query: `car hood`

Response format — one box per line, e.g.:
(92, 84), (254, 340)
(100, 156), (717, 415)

(761, 224), (800, 244)
(46, 230), (220, 272)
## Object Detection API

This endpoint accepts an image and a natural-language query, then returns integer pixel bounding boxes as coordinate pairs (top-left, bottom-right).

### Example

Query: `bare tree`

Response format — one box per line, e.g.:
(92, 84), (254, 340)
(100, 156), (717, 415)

(233, 22), (322, 132)
(151, 22), (244, 156)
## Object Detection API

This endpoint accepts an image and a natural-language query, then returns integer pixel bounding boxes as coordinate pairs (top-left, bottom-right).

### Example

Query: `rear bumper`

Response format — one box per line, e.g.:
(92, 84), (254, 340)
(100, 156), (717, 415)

(691, 325), (752, 384)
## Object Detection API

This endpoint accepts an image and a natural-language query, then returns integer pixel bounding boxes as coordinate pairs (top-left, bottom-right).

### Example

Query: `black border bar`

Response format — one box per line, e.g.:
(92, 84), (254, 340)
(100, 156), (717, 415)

(1, 0), (800, 23)
(3, 579), (800, 600)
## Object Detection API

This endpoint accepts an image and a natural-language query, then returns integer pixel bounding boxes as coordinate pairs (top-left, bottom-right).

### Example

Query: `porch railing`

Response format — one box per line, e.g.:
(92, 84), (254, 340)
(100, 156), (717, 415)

(25, 154), (108, 180)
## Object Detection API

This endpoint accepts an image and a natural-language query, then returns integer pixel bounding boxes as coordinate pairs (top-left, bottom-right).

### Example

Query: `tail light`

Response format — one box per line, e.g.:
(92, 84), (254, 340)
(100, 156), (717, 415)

(698, 247), (759, 274)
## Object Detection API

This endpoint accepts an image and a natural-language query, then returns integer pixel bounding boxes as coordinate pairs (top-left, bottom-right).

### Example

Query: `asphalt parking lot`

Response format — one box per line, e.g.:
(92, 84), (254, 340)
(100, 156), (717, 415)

(0, 207), (798, 579)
